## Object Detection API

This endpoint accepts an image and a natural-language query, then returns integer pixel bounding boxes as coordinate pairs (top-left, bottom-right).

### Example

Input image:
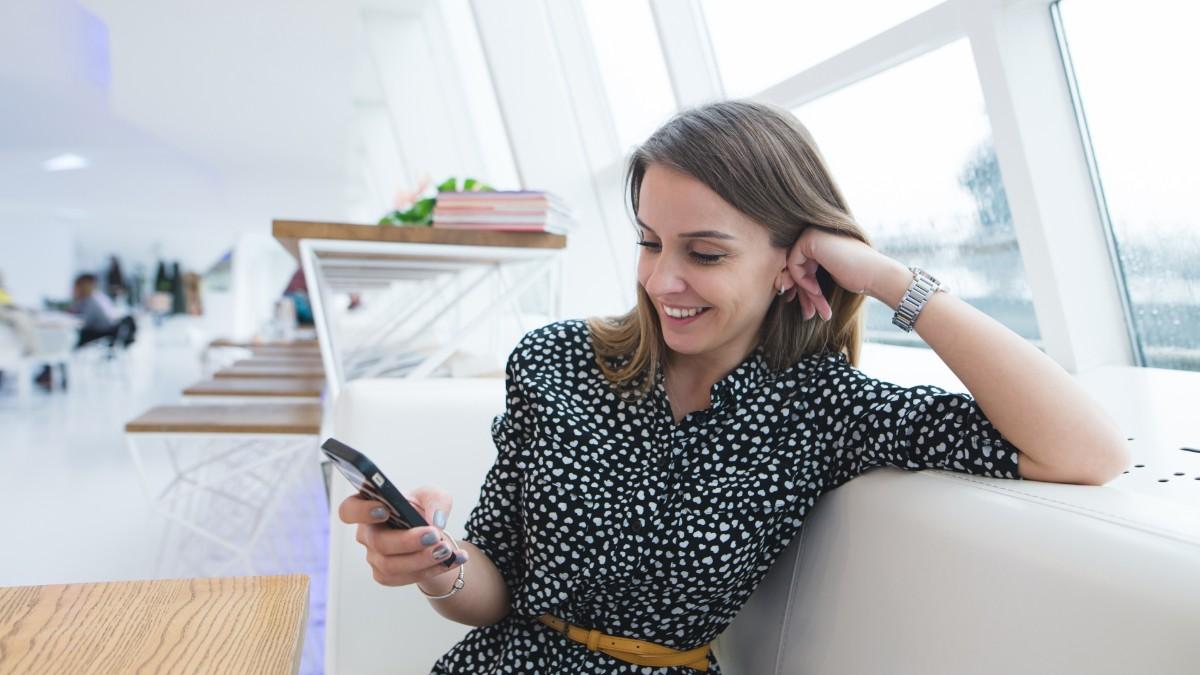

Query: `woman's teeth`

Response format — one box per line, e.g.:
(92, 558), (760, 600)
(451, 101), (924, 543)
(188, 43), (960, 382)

(664, 305), (709, 319)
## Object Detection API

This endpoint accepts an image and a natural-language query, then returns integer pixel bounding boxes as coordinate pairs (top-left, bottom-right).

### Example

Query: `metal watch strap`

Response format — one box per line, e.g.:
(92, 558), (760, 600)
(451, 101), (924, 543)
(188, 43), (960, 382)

(891, 267), (943, 333)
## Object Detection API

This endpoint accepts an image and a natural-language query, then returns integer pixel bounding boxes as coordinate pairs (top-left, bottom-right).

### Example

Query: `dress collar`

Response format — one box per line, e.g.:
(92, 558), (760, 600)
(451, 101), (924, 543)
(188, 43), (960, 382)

(655, 343), (774, 420)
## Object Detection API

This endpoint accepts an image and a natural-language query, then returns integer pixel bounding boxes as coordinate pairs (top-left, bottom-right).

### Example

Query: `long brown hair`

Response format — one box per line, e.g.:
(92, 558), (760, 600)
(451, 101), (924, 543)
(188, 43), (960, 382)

(587, 100), (871, 401)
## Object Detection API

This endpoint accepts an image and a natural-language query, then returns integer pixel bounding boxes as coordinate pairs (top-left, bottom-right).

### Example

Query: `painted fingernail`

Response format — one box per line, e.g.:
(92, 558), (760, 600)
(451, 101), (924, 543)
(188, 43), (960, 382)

(420, 531), (438, 546)
(432, 545), (451, 560)
(454, 552), (468, 565)
(370, 507), (387, 521)
(433, 510), (446, 529)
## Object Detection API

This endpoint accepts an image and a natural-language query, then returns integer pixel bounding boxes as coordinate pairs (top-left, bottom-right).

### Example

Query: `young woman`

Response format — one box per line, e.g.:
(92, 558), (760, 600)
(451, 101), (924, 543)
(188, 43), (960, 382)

(339, 101), (1129, 674)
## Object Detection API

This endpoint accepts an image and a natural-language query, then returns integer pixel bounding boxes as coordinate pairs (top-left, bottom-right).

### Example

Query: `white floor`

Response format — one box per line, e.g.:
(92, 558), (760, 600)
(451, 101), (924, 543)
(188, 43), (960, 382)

(0, 316), (326, 674)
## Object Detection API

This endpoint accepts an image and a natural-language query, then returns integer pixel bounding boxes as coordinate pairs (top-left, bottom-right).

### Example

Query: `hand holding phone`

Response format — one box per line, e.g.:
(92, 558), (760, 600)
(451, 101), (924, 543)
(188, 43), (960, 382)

(324, 438), (468, 580)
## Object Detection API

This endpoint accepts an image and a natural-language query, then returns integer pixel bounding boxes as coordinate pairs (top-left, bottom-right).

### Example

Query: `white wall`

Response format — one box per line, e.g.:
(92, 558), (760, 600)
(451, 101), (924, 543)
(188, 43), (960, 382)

(0, 221), (75, 307)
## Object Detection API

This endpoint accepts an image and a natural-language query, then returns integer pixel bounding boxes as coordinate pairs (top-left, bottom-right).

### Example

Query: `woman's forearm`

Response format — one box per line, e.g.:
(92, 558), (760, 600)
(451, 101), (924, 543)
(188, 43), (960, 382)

(868, 261), (1130, 485)
(419, 541), (512, 627)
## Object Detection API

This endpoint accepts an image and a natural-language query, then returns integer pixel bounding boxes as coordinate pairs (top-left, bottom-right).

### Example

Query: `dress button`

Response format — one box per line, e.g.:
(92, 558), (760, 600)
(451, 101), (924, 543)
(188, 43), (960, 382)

(656, 454), (671, 469)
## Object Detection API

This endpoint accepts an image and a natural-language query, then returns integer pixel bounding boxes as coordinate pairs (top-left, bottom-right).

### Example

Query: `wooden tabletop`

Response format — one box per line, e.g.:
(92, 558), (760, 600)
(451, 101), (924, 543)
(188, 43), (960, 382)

(183, 378), (325, 398)
(125, 403), (323, 435)
(273, 219), (566, 259)
(233, 355), (324, 367)
(0, 574), (309, 675)
(215, 364), (327, 379)
(209, 338), (319, 350)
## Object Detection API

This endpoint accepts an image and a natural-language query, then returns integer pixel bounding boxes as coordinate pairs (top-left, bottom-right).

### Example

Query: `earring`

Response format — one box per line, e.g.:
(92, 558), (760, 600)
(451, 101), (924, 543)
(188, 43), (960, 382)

(776, 285), (786, 296)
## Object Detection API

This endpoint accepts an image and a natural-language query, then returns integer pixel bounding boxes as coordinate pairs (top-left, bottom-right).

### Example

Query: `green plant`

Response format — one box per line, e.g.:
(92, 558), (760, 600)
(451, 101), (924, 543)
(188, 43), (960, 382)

(379, 177), (493, 226)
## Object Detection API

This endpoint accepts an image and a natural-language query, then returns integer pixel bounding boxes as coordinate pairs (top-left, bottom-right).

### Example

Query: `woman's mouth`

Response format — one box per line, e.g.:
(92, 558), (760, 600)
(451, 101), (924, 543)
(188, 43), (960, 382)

(662, 303), (711, 325)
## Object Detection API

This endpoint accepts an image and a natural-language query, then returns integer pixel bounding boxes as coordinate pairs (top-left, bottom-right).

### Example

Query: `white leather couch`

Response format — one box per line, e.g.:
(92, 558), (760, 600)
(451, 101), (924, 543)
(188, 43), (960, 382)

(327, 376), (1200, 675)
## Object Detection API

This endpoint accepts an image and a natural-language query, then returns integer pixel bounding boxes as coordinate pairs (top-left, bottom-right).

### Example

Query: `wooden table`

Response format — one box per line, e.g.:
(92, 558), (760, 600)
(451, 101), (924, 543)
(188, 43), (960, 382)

(214, 363), (327, 380)
(232, 355), (324, 367)
(183, 378), (325, 400)
(209, 338), (319, 350)
(126, 403), (323, 435)
(0, 574), (309, 675)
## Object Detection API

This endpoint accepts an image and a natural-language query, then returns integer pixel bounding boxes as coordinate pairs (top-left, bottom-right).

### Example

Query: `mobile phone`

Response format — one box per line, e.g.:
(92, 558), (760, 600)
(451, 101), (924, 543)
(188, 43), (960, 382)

(321, 438), (448, 551)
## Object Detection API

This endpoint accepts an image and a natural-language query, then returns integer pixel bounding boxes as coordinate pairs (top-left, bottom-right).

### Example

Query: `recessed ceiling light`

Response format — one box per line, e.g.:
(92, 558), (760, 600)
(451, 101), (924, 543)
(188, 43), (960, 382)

(43, 154), (90, 171)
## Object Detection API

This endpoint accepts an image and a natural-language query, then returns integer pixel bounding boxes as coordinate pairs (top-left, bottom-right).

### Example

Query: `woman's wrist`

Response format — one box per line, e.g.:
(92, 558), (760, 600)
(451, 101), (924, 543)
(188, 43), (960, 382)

(867, 259), (914, 308)
(417, 563), (463, 597)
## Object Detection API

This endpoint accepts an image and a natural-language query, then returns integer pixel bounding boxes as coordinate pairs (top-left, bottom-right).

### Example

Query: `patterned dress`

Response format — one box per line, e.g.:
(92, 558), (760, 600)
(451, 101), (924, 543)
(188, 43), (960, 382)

(431, 319), (1022, 674)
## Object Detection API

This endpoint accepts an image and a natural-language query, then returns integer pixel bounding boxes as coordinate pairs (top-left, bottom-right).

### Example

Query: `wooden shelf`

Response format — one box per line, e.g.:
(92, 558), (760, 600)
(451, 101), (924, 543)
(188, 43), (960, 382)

(126, 403), (323, 435)
(183, 377), (325, 398)
(272, 219), (567, 259)
(216, 363), (326, 379)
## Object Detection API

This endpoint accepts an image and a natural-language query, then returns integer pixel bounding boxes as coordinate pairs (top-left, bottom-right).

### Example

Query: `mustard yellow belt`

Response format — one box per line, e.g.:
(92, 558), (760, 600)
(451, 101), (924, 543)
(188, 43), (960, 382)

(537, 613), (710, 671)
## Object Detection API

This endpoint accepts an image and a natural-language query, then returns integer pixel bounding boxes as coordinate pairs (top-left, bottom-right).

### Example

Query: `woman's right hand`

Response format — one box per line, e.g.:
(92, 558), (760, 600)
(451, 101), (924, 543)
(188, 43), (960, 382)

(337, 485), (469, 588)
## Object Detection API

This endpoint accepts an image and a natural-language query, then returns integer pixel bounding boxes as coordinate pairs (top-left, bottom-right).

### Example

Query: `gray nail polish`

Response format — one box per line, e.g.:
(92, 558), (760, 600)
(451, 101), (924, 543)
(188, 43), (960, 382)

(454, 552), (468, 565)
(432, 545), (450, 560)
(369, 507), (387, 520)
(433, 510), (446, 529)
(420, 531), (438, 546)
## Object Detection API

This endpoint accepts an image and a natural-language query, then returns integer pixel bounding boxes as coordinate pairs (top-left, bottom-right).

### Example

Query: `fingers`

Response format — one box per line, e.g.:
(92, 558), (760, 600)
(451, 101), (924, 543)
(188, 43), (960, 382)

(364, 536), (470, 588)
(339, 494), (391, 525)
(363, 522), (445, 556)
(409, 485), (453, 529)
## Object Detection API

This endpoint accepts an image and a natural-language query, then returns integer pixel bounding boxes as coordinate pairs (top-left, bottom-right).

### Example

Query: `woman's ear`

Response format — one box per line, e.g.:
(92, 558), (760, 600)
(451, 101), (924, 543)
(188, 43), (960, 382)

(775, 269), (793, 294)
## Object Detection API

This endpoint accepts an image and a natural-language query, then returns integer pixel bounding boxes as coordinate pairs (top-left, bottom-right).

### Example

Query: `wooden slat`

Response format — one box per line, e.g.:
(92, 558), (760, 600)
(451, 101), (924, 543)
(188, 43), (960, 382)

(215, 364), (326, 379)
(183, 378), (325, 398)
(0, 575), (309, 675)
(272, 219), (567, 259)
(208, 338), (319, 350)
(125, 403), (322, 435)
(233, 356), (324, 367)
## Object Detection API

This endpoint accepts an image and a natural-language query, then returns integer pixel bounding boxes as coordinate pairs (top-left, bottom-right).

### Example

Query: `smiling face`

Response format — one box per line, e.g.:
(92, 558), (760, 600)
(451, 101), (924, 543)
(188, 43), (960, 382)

(636, 162), (789, 374)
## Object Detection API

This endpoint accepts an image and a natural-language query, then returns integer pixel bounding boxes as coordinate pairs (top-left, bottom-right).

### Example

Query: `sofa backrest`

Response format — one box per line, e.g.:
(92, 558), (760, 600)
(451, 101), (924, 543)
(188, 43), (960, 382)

(714, 467), (1200, 675)
(327, 377), (504, 675)
(328, 377), (1200, 675)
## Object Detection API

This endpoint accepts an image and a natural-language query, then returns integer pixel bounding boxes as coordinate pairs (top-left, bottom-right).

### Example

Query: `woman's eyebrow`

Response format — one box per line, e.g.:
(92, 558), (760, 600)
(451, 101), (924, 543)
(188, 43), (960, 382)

(636, 219), (737, 240)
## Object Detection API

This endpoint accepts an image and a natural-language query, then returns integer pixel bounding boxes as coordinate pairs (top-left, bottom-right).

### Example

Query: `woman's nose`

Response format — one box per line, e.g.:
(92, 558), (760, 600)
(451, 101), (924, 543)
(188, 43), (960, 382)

(643, 256), (687, 296)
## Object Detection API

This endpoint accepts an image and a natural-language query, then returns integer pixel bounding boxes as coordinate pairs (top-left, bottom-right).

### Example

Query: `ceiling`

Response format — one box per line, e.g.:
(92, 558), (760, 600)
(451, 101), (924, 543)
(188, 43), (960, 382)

(0, 0), (362, 269)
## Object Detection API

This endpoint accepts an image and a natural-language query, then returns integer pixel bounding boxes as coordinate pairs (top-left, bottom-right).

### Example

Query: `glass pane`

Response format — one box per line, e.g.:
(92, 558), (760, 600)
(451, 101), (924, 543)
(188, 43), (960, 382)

(794, 39), (1040, 346)
(702, 0), (943, 98)
(1057, 0), (1200, 370)
(581, 0), (677, 153)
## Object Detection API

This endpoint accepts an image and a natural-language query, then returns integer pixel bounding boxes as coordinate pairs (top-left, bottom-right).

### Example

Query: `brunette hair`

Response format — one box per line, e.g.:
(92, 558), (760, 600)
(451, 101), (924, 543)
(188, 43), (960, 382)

(587, 100), (870, 401)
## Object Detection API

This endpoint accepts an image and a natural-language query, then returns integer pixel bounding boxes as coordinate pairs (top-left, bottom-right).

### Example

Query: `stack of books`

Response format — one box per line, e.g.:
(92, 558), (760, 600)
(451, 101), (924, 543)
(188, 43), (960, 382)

(432, 191), (575, 234)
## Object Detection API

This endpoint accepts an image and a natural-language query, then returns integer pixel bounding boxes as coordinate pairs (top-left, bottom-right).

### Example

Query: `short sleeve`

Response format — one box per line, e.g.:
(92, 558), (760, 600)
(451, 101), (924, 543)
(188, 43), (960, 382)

(461, 341), (531, 593)
(814, 355), (1023, 486)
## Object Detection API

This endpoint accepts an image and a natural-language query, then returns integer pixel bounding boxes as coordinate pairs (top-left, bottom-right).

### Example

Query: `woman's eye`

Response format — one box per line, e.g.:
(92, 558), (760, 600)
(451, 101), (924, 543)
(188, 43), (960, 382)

(636, 240), (661, 251)
(690, 252), (724, 264)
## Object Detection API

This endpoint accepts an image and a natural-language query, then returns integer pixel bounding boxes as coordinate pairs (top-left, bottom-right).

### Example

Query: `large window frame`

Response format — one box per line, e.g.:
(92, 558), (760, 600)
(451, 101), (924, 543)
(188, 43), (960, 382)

(444, 0), (1138, 373)
(664, 0), (1134, 373)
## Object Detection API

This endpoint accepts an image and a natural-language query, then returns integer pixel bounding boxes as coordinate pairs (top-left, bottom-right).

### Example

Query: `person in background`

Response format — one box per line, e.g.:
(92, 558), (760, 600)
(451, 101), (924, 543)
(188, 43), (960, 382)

(69, 273), (136, 349)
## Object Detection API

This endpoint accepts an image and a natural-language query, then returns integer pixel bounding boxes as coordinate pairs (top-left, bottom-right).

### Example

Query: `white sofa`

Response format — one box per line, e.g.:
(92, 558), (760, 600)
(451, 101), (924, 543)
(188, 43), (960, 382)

(328, 376), (1200, 675)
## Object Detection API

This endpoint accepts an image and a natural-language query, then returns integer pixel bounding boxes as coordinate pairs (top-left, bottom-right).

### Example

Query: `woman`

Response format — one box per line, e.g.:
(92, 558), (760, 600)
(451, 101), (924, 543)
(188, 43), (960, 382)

(339, 101), (1129, 673)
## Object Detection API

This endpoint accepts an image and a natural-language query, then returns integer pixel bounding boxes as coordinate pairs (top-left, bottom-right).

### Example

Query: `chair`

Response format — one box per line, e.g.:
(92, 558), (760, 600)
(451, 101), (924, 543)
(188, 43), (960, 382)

(326, 377), (1200, 675)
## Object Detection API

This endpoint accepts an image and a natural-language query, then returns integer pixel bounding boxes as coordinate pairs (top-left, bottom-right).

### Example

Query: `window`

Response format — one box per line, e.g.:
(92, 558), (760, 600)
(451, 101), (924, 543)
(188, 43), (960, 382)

(701, 0), (943, 98)
(1055, 0), (1200, 370)
(581, 0), (677, 153)
(793, 39), (1040, 345)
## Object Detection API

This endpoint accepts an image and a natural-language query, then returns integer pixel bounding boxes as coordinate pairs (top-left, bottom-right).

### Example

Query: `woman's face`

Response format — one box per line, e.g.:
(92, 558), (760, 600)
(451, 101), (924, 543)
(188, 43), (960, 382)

(636, 163), (788, 366)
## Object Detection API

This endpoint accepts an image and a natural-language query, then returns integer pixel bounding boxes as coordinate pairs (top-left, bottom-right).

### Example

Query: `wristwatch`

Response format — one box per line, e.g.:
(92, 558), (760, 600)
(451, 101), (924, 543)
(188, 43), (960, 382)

(891, 267), (947, 333)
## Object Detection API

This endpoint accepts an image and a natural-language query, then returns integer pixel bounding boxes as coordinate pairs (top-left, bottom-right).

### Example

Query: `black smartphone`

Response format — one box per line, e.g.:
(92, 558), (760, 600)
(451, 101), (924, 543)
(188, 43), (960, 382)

(321, 438), (455, 566)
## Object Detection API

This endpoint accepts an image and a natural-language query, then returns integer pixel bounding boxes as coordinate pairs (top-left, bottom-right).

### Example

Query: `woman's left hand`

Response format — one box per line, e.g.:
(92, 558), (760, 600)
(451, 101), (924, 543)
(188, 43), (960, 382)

(782, 227), (902, 321)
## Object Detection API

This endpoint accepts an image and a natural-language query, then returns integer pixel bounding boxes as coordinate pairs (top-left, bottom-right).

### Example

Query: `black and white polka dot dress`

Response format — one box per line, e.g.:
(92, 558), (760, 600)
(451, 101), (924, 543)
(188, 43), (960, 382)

(430, 319), (1022, 674)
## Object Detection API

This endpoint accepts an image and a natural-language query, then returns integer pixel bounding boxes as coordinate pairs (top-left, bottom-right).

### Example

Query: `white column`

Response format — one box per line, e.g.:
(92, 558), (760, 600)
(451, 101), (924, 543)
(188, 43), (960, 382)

(649, 0), (725, 107)
(965, 0), (1134, 371)
(469, 0), (632, 317)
